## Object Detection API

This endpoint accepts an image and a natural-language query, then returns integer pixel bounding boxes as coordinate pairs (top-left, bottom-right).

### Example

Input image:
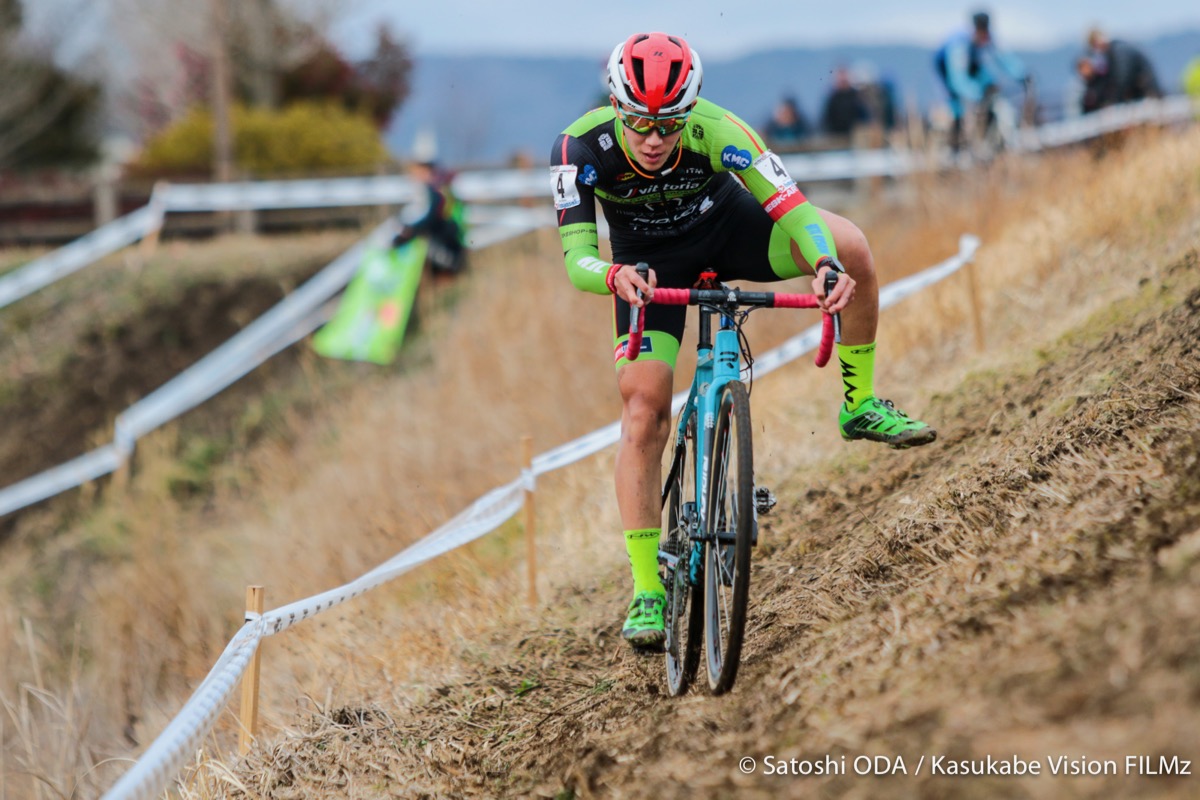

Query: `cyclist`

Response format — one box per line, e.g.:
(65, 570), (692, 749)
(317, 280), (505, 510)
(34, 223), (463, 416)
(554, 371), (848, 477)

(549, 32), (936, 650)
(933, 11), (1028, 151)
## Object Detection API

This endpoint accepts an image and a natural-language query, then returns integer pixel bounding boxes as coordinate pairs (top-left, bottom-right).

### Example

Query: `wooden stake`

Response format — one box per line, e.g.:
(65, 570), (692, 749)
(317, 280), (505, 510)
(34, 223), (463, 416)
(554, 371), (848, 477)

(522, 436), (537, 607)
(110, 458), (132, 494)
(238, 585), (265, 755)
(965, 259), (986, 353)
(138, 181), (167, 260)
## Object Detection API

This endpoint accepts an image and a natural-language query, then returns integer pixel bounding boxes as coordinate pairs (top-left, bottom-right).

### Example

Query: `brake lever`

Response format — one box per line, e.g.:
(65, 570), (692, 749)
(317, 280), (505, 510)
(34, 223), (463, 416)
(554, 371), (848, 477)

(823, 269), (843, 344)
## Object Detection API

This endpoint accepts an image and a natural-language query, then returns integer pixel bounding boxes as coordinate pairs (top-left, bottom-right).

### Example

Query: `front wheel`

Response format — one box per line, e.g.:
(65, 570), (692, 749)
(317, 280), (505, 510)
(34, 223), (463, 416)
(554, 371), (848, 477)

(663, 416), (703, 697)
(703, 380), (755, 694)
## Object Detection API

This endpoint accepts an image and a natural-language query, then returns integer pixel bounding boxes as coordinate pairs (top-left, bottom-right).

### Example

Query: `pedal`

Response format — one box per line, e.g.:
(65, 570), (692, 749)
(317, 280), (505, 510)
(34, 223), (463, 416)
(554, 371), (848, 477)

(754, 486), (777, 515)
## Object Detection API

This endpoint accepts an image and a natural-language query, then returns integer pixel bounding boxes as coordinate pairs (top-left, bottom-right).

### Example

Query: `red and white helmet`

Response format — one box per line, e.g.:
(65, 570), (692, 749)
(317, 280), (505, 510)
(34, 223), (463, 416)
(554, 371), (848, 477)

(607, 32), (703, 115)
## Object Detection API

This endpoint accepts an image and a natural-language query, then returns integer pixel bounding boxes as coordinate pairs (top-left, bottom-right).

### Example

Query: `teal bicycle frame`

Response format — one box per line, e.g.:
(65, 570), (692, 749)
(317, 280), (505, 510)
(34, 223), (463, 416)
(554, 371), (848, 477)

(665, 291), (742, 582)
(624, 265), (837, 694)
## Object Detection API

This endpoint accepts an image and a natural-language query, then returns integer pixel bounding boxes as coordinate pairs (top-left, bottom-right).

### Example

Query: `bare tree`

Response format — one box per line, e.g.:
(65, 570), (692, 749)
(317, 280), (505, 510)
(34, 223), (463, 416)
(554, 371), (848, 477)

(107, 0), (343, 138)
(0, 0), (102, 170)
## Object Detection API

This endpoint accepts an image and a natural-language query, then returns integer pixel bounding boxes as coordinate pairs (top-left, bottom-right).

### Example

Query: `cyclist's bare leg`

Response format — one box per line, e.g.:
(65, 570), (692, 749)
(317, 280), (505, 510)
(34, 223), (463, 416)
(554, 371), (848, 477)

(791, 207), (936, 446)
(790, 206), (878, 347)
(615, 359), (674, 529)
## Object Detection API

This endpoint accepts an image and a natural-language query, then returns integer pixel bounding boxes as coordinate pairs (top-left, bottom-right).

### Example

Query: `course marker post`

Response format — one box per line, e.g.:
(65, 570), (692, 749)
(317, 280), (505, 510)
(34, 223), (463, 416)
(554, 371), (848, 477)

(238, 585), (265, 755)
(965, 258), (985, 352)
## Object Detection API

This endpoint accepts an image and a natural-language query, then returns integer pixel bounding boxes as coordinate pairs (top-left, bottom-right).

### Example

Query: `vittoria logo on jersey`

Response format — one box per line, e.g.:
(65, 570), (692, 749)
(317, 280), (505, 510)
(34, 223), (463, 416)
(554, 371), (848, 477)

(598, 133), (614, 151)
(618, 179), (707, 199)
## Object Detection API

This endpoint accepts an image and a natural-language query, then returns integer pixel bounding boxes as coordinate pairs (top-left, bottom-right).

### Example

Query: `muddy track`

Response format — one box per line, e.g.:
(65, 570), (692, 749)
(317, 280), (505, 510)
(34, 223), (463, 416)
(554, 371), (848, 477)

(223, 249), (1200, 799)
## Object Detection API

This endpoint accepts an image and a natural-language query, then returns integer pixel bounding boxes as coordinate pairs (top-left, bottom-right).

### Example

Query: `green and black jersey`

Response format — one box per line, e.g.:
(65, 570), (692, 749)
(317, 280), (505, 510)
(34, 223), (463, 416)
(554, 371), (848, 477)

(549, 97), (836, 295)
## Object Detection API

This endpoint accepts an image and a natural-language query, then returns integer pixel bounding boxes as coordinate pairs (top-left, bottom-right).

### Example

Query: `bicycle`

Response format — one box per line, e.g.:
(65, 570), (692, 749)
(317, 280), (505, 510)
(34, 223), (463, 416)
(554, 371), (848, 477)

(970, 78), (1037, 162)
(624, 265), (839, 695)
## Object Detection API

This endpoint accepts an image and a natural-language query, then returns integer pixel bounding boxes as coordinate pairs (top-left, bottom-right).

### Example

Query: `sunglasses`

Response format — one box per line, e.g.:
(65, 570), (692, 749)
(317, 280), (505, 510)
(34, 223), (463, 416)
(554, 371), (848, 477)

(616, 106), (691, 136)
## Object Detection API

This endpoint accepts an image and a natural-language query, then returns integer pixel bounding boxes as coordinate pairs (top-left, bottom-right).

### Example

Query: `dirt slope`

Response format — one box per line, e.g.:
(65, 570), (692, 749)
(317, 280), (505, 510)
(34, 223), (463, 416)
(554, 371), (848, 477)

(211, 229), (1200, 796)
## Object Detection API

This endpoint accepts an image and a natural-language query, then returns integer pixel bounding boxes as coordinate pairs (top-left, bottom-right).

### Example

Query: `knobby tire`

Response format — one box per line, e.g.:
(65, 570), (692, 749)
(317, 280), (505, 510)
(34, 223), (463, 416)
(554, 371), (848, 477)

(664, 417), (703, 696)
(704, 380), (754, 694)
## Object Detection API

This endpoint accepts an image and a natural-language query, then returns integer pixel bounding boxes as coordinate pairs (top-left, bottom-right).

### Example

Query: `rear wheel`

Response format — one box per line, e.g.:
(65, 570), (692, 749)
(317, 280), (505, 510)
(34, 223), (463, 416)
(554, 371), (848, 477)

(703, 380), (754, 694)
(663, 416), (703, 697)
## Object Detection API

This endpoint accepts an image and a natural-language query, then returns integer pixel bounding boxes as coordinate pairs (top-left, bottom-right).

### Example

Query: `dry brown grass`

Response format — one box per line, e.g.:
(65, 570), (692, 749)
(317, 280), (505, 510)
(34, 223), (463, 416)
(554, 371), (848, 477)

(2, 123), (1199, 797)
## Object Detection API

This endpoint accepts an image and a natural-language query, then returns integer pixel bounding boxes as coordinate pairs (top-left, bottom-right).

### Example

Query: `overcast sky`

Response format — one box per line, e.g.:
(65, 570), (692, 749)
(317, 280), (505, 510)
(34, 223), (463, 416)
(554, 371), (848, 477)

(331, 0), (1200, 59)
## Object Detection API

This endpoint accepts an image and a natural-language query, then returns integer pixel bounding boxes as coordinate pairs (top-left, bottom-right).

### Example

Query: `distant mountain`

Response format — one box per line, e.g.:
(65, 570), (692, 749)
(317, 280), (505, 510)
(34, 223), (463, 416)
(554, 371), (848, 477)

(386, 32), (1200, 168)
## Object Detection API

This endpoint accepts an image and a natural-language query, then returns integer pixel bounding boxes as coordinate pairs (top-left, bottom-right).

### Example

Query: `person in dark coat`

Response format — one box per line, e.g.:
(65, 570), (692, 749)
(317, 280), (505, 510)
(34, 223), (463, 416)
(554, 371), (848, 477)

(821, 66), (868, 141)
(1086, 28), (1162, 106)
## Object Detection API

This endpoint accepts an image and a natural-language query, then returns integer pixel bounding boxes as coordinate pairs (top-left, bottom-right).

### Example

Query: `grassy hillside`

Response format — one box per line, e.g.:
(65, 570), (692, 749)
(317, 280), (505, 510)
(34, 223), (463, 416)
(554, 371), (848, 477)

(2, 122), (1199, 797)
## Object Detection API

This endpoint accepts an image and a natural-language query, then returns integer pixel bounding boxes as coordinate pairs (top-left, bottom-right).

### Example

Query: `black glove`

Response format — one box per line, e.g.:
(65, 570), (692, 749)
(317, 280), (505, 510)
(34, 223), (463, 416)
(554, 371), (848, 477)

(392, 226), (415, 248)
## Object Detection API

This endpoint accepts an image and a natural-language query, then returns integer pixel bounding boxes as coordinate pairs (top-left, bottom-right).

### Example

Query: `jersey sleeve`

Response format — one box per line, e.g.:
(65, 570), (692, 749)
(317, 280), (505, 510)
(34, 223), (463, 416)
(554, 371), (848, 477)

(550, 132), (611, 295)
(703, 104), (838, 268)
(945, 39), (983, 101)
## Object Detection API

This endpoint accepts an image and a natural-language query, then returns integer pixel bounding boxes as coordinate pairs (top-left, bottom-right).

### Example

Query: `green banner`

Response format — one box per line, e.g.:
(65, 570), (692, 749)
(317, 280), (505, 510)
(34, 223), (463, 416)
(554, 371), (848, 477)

(312, 239), (426, 365)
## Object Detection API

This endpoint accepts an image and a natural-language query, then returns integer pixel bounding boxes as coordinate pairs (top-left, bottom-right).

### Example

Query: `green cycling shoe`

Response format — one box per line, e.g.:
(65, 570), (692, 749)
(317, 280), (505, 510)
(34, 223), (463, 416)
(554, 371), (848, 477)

(839, 397), (937, 450)
(622, 591), (666, 651)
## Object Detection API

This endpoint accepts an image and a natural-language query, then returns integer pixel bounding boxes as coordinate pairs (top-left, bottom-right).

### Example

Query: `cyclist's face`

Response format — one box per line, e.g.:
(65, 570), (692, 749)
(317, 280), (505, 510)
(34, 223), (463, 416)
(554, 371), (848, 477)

(612, 99), (685, 171)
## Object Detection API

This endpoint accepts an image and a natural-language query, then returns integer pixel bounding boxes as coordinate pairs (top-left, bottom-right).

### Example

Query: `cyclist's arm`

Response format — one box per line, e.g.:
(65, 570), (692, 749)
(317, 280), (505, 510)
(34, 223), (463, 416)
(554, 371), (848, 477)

(706, 105), (838, 269)
(549, 133), (612, 295)
(399, 183), (443, 234)
(991, 47), (1028, 84)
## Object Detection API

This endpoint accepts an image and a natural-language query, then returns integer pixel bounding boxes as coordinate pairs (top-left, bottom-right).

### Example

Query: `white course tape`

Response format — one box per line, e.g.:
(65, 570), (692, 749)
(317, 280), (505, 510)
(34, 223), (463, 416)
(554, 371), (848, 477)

(100, 234), (983, 799)
(157, 176), (421, 212)
(115, 229), (380, 441)
(0, 445), (126, 519)
(102, 620), (266, 800)
(0, 204), (162, 310)
(0, 211), (559, 520)
(780, 148), (922, 181)
(1016, 95), (1197, 153)
(0, 224), (388, 520)
(102, 481), (525, 800)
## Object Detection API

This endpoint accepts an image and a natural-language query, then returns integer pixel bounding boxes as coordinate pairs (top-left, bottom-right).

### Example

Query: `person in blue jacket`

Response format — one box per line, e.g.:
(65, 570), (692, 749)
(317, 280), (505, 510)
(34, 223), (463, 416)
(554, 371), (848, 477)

(934, 11), (1028, 151)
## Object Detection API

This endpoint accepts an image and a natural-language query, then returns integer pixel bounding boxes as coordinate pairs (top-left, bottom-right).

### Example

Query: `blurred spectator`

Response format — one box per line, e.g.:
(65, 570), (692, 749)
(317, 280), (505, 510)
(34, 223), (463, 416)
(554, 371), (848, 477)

(859, 70), (900, 134)
(821, 65), (869, 141)
(1075, 55), (1107, 114)
(1085, 28), (1162, 106)
(1185, 56), (1200, 99)
(764, 95), (812, 149)
(933, 10), (1028, 150)
(393, 153), (468, 277)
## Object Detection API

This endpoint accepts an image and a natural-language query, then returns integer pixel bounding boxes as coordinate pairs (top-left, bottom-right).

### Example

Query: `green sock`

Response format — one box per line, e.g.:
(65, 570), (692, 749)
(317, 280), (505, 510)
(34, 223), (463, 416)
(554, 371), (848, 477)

(837, 341), (877, 412)
(624, 528), (664, 595)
